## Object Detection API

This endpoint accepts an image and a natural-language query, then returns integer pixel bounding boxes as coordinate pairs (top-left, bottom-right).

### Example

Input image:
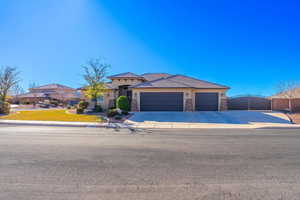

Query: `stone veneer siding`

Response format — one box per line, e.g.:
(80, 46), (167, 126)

(184, 98), (193, 111)
(220, 97), (228, 111)
(131, 98), (139, 112)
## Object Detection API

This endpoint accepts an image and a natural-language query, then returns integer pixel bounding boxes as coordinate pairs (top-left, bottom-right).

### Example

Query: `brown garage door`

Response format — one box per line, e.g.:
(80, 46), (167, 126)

(140, 92), (183, 111)
(195, 93), (219, 111)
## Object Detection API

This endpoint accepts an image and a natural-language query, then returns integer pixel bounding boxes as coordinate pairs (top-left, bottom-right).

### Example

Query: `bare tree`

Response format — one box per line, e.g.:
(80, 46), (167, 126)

(29, 82), (39, 91)
(82, 58), (110, 106)
(276, 81), (300, 111)
(11, 84), (24, 103)
(12, 84), (24, 96)
(0, 66), (20, 102)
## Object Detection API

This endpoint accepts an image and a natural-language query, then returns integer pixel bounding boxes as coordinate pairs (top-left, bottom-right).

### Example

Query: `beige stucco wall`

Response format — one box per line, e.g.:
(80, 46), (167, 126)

(102, 89), (118, 110)
(131, 88), (228, 111)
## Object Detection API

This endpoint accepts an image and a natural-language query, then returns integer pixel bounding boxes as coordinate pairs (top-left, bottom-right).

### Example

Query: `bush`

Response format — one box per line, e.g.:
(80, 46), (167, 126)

(122, 110), (129, 115)
(50, 100), (59, 106)
(107, 108), (120, 117)
(93, 105), (103, 113)
(78, 101), (89, 110)
(0, 101), (11, 114)
(76, 108), (84, 114)
(114, 115), (122, 120)
(116, 96), (130, 111)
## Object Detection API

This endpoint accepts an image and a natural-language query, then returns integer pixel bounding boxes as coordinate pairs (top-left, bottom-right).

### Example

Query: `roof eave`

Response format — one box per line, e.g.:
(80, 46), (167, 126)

(130, 86), (230, 89)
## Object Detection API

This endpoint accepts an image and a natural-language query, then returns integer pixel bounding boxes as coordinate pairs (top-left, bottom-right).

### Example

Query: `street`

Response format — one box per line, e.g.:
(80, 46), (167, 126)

(0, 126), (300, 199)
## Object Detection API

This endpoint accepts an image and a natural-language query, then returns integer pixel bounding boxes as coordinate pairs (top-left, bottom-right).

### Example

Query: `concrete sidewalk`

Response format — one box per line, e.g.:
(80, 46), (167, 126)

(1, 119), (300, 129)
(0, 119), (131, 129)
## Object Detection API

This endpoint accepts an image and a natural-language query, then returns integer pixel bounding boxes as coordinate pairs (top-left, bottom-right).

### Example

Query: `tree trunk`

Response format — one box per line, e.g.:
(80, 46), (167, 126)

(94, 98), (98, 108)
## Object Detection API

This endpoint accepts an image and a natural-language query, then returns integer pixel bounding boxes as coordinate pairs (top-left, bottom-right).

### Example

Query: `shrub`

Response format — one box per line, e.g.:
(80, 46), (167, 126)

(0, 101), (11, 114)
(116, 96), (130, 111)
(114, 115), (122, 120)
(107, 108), (119, 117)
(50, 100), (59, 106)
(93, 105), (103, 113)
(76, 108), (84, 114)
(78, 101), (89, 110)
(122, 110), (129, 115)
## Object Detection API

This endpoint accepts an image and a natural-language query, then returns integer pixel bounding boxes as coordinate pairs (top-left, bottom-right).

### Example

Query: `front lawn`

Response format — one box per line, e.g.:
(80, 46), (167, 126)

(0, 109), (101, 122)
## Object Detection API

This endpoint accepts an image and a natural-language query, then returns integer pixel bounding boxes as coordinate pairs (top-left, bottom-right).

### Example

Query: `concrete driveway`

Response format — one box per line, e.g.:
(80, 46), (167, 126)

(128, 111), (291, 125)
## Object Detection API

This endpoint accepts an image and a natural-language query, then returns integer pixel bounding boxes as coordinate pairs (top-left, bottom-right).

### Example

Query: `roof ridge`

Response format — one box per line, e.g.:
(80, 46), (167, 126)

(173, 74), (230, 89)
(32, 83), (74, 89)
(130, 75), (173, 88)
(108, 72), (141, 78)
(141, 72), (170, 75)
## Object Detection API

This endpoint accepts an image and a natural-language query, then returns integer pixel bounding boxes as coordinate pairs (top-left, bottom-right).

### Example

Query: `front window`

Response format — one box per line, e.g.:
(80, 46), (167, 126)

(97, 96), (104, 103)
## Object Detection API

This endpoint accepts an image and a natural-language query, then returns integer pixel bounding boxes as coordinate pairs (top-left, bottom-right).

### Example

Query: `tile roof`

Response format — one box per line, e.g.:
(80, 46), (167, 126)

(141, 73), (171, 81)
(271, 87), (300, 98)
(107, 72), (143, 79)
(17, 92), (48, 98)
(131, 74), (229, 89)
(17, 91), (81, 99)
(31, 84), (74, 90)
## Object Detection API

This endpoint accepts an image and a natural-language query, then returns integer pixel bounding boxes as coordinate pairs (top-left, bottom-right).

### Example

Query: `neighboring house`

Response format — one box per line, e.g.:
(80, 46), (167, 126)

(270, 87), (300, 112)
(88, 72), (229, 112)
(16, 84), (81, 105)
(271, 87), (300, 99)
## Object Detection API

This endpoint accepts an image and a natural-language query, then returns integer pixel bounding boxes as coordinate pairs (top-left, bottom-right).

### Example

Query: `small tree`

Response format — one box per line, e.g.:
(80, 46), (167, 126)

(28, 82), (39, 90)
(0, 66), (20, 102)
(116, 96), (130, 111)
(82, 58), (109, 106)
(11, 84), (24, 104)
(76, 100), (89, 114)
(276, 81), (300, 112)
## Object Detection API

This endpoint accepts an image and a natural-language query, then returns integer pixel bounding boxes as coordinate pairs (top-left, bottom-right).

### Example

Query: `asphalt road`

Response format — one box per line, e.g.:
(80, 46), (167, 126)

(1, 125), (300, 199)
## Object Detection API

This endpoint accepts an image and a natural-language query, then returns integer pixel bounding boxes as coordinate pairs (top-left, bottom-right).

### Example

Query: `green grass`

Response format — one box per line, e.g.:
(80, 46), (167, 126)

(0, 109), (101, 122)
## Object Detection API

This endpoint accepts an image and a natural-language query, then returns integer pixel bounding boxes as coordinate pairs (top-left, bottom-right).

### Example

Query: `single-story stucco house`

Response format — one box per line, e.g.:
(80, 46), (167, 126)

(97, 72), (230, 112)
(15, 84), (81, 105)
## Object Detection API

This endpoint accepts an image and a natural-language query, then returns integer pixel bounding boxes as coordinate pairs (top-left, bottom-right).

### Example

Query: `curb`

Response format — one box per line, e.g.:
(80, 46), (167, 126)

(0, 120), (132, 129)
(1, 120), (300, 129)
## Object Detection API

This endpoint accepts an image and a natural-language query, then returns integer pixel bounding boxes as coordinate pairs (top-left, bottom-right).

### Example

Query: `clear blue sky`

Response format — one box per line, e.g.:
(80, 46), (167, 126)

(0, 0), (299, 96)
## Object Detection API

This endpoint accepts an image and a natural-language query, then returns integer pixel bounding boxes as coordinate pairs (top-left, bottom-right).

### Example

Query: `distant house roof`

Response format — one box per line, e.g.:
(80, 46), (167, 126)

(130, 74), (229, 89)
(31, 84), (75, 90)
(16, 92), (48, 98)
(271, 87), (300, 98)
(17, 91), (81, 100)
(107, 72), (144, 79)
(141, 73), (171, 81)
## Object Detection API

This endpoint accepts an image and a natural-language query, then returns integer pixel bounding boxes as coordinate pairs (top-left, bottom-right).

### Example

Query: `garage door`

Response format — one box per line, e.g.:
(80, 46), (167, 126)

(195, 93), (219, 111)
(140, 92), (183, 111)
